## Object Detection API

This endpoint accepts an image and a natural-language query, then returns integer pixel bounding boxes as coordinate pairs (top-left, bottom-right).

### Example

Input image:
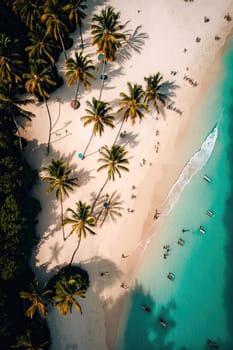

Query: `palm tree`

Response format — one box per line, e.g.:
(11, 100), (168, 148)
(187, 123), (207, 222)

(12, 329), (49, 350)
(42, 0), (69, 61)
(0, 33), (24, 84)
(91, 6), (126, 99)
(53, 274), (86, 316)
(114, 82), (148, 144)
(144, 73), (168, 114)
(42, 159), (79, 241)
(26, 24), (58, 65)
(63, 0), (87, 48)
(23, 60), (56, 154)
(12, 0), (43, 31)
(20, 280), (51, 319)
(80, 97), (114, 158)
(96, 190), (123, 226)
(0, 83), (35, 151)
(92, 144), (129, 212)
(65, 51), (96, 109)
(63, 201), (96, 264)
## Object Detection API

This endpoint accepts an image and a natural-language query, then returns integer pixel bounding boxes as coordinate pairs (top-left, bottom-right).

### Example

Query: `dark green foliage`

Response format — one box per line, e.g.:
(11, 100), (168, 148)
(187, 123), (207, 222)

(47, 265), (90, 295)
(0, 131), (41, 282)
(0, 0), (90, 347)
(0, 2), (29, 46)
(0, 128), (41, 347)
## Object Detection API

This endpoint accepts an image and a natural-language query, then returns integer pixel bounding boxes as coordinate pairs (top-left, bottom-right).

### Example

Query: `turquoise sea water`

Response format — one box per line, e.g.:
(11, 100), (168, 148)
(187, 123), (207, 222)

(116, 37), (233, 350)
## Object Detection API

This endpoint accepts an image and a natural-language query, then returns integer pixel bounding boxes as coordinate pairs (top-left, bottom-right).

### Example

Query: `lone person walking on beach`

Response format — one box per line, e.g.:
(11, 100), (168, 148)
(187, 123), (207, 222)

(153, 209), (161, 220)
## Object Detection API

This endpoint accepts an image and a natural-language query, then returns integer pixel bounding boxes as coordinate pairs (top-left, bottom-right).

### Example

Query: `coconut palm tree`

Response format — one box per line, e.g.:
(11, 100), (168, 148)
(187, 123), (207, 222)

(144, 73), (168, 114)
(63, 201), (96, 264)
(12, 0), (43, 31)
(0, 33), (24, 84)
(63, 0), (87, 48)
(42, 159), (79, 241)
(20, 280), (51, 319)
(91, 6), (126, 99)
(65, 51), (96, 109)
(96, 190), (123, 226)
(114, 82), (148, 144)
(12, 329), (49, 350)
(80, 97), (114, 159)
(42, 0), (69, 61)
(23, 60), (56, 154)
(0, 83), (35, 150)
(26, 24), (58, 65)
(92, 144), (129, 212)
(53, 274), (86, 316)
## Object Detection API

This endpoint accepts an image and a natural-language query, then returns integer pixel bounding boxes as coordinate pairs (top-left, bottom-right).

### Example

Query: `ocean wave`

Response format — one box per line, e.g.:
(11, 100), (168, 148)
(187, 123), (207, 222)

(161, 124), (218, 215)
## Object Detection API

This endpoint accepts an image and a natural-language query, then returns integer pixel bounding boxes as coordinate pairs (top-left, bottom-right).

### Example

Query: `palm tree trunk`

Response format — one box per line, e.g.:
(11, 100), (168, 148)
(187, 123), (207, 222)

(44, 97), (52, 155)
(74, 80), (80, 103)
(91, 176), (109, 213)
(82, 130), (94, 159)
(99, 60), (107, 100)
(58, 30), (67, 61)
(60, 199), (65, 241)
(79, 24), (84, 49)
(113, 119), (125, 145)
(69, 238), (81, 266)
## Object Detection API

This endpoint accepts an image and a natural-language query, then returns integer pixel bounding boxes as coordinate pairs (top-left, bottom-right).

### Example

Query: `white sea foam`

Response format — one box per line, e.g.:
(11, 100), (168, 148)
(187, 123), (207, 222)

(162, 125), (219, 215)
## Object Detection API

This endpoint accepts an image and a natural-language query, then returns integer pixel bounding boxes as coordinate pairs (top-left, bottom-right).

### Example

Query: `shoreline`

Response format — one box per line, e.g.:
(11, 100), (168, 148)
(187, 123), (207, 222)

(22, 1), (233, 349)
(113, 24), (233, 350)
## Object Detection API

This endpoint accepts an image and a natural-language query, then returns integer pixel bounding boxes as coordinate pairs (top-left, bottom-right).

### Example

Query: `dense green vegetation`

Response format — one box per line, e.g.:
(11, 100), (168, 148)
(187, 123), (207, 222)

(0, 1), (88, 348)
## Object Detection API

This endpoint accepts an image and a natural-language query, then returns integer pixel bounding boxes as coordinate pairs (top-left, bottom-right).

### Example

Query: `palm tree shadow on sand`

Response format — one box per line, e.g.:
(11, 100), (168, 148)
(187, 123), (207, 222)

(117, 130), (140, 148)
(94, 190), (124, 225)
(158, 81), (180, 119)
(117, 25), (149, 63)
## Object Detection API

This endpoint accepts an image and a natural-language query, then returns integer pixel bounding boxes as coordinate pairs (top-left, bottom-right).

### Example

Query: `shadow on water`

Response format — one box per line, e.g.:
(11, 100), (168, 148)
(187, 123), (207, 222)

(222, 89), (233, 349)
(118, 280), (191, 350)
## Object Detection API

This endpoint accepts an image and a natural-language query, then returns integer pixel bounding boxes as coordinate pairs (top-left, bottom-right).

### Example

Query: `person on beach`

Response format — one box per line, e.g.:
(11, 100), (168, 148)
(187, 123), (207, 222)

(121, 282), (129, 289)
(100, 272), (110, 276)
(153, 209), (160, 220)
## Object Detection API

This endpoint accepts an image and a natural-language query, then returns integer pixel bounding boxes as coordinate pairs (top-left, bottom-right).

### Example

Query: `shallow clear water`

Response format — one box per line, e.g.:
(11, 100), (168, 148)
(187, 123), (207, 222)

(116, 38), (233, 350)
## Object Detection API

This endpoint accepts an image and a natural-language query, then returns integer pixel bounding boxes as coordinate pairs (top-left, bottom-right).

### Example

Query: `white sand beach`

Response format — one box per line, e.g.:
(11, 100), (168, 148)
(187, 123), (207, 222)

(22, 0), (233, 349)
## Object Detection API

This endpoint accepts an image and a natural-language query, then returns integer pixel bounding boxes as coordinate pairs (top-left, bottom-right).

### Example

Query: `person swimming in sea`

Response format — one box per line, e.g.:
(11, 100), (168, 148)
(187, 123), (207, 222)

(207, 339), (219, 348)
(141, 304), (151, 313)
(159, 318), (167, 328)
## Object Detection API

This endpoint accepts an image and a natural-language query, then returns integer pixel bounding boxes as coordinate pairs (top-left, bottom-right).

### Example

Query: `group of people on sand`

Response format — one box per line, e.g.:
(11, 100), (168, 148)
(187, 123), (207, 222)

(183, 75), (198, 87)
(167, 103), (183, 116)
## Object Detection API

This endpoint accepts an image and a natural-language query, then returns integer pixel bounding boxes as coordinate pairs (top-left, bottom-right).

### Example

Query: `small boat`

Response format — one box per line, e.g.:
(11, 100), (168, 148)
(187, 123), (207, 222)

(167, 272), (175, 281)
(203, 175), (211, 183)
(159, 318), (167, 328)
(142, 304), (151, 313)
(199, 226), (206, 234)
(206, 210), (214, 217)
(177, 238), (185, 246)
(207, 339), (219, 348)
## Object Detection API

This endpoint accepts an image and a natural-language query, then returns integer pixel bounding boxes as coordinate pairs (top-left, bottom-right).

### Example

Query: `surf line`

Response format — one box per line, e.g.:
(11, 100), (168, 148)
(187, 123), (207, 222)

(161, 124), (219, 216)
